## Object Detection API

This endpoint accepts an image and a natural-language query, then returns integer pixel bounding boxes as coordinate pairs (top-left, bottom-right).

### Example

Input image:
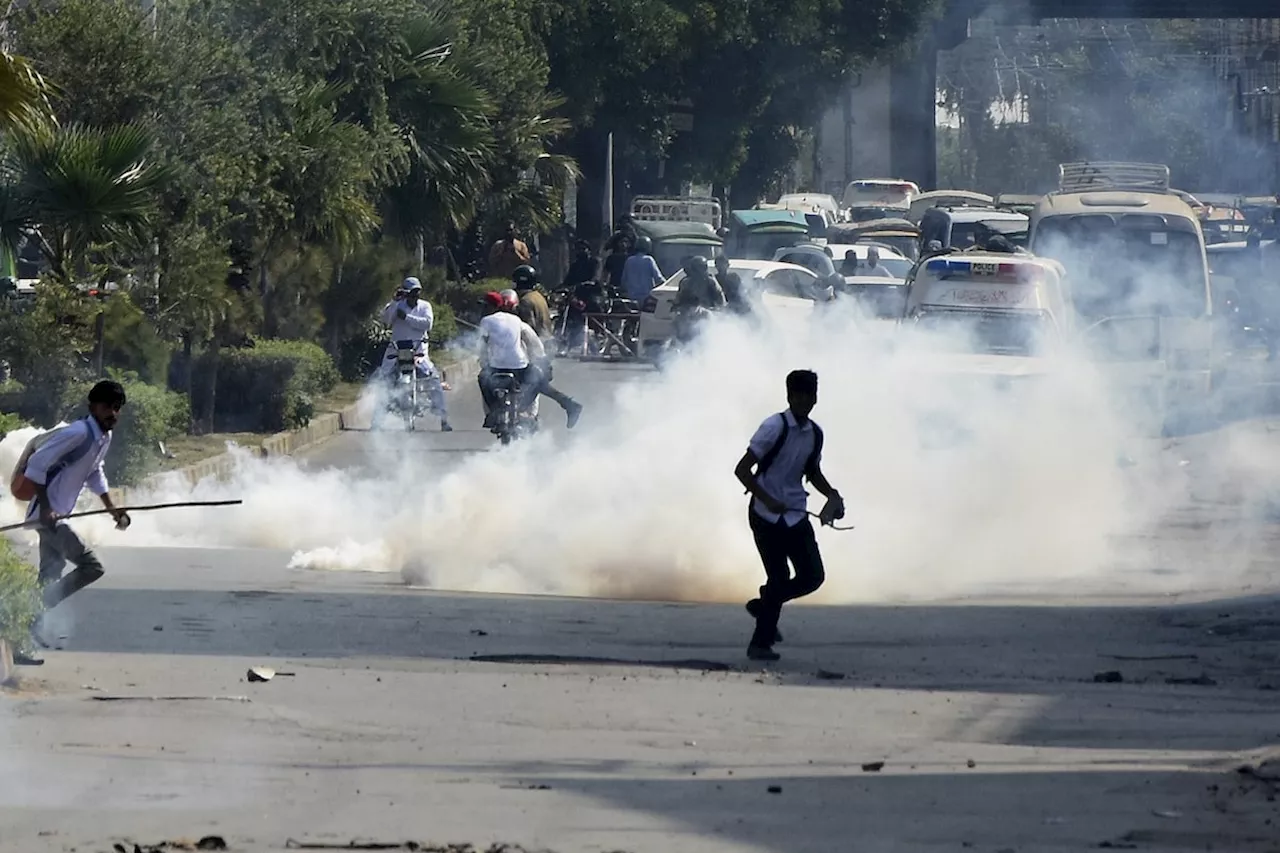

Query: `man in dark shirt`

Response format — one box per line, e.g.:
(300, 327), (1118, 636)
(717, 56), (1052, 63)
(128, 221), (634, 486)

(715, 254), (749, 314)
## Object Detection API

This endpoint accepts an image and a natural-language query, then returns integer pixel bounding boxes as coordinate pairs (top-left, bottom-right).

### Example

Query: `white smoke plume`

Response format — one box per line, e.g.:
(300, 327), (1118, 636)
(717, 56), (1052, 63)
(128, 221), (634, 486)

(8, 279), (1274, 604)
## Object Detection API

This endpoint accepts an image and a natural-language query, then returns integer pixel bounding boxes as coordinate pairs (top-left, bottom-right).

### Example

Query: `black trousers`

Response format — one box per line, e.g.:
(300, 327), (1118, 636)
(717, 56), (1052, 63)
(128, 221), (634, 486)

(748, 509), (825, 648)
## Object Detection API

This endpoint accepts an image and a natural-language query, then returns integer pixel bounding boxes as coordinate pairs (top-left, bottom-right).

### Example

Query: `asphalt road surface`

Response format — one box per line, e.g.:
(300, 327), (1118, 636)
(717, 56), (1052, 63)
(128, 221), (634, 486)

(2, 355), (1278, 853)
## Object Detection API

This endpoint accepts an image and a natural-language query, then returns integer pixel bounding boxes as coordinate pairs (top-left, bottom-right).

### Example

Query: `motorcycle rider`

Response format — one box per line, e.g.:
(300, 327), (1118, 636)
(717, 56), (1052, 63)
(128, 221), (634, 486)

(672, 255), (725, 343)
(512, 265), (554, 342)
(377, 277), (451, 431)
(561, 240), (606, 351)
(478, 291), (582, 430)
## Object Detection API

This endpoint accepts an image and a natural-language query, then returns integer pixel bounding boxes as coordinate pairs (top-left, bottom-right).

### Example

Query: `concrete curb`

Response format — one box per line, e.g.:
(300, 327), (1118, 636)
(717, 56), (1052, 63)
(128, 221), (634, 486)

(0, 639), (14, 687)
(117, 356), (479, 502)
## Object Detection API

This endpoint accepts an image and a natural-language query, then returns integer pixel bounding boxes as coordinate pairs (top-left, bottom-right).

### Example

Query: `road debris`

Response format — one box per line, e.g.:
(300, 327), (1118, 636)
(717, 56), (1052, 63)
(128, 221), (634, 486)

(1093, 670), (1124, 683)
(966, 759), (977, 768)
(814, 669), (845, 680)
(861, 761), (884, 772)
(1152, 809), (1183, 819)
(767, 785), (783, 794)
(470, 629), (489, 636)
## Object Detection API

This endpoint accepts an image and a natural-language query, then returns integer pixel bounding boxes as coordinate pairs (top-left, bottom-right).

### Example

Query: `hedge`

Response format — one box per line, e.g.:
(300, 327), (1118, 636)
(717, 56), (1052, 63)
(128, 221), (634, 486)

(192, 339), (339, 433)
(0, 536), (39, 649)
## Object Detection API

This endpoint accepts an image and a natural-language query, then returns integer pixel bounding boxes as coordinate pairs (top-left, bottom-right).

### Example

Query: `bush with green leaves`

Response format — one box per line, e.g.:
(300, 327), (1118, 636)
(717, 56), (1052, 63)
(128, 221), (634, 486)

(0, 537), (40, 650)
(193, 339), (339, 433)
(0, 411), (27, 438)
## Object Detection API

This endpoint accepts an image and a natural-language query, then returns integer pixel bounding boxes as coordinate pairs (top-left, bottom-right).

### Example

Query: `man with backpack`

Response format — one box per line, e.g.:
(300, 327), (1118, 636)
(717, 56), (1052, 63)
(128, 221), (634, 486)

(9, 380), (131, 664)
(733, 370), (845, 662)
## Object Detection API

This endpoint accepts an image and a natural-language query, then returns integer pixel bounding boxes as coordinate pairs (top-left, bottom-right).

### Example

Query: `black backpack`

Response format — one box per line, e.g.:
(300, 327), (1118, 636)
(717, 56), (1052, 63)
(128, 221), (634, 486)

(746, 413), (824, 494)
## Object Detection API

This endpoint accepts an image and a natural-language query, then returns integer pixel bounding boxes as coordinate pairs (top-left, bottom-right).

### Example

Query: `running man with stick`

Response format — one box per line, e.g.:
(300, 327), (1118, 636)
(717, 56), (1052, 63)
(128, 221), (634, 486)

(734, 370), (845, 662)
(13, 380), (130, 663)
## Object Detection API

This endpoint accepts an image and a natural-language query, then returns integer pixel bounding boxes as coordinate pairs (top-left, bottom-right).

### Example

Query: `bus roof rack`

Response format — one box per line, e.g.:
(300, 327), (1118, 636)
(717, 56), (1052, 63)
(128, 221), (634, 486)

(1057, 162), (1171, 194)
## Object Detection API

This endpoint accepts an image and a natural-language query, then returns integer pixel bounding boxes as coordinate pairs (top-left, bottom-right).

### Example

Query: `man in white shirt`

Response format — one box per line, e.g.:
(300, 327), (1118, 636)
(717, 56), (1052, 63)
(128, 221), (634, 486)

(478, 290), (582, 430)
(376, 277), (451, 431)
(18, 380), (132, 664)
(862, 247), (896, 278)
(733, 370), (844, 662)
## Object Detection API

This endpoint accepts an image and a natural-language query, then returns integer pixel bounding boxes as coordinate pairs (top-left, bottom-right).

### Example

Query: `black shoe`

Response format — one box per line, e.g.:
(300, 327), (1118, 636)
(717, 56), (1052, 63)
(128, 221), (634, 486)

(565, 401), (583, 430)
(745, 599), (783, 643)
(747, 645), (780, 662)
(14, 651), (44, 666)
(440, 421), (453, 432)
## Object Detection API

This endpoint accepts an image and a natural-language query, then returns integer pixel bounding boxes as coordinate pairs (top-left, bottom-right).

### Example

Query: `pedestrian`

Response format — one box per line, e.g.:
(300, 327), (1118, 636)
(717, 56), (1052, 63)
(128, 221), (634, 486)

(488, 221), (532, 279)
(733, 370), (845, 662)
(17, 380), (132, 664)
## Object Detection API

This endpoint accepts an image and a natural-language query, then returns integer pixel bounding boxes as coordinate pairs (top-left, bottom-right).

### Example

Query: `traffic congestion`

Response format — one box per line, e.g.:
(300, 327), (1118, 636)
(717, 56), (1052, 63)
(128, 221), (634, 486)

(535, 162), (1280, 437)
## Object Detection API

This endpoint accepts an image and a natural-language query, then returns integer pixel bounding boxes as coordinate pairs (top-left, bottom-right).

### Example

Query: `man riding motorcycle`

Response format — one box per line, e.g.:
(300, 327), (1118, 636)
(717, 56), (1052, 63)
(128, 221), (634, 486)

(672, 255), (726, 344)
(375, 277), (451, 431)
(478, 290), (582, 431)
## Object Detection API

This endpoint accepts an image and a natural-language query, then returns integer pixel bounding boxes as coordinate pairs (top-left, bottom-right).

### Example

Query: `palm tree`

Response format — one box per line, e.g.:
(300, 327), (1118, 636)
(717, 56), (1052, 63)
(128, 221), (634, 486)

(382, 12), (496, 263)
(0, 123), (170, 283)
(0, 51), (55, 135)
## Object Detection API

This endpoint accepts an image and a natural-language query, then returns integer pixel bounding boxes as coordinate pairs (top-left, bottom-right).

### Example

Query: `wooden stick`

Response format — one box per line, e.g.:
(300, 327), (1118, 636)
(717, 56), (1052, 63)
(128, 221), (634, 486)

(0, 499), (243, 534)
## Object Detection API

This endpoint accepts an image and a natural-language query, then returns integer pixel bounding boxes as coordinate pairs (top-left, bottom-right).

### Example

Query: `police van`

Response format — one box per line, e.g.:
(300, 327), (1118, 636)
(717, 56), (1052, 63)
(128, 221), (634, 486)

(904, 251), (1071, 367)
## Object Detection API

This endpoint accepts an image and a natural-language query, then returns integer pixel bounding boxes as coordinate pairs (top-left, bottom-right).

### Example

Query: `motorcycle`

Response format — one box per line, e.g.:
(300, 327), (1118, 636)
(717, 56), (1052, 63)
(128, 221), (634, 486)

(373, 340), (425, 432)
(489, 370), (538, 445)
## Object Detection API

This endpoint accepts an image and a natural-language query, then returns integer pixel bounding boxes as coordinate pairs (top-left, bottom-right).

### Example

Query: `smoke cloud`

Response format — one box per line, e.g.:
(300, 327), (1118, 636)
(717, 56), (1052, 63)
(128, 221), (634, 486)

(6, 273), (1274, 604)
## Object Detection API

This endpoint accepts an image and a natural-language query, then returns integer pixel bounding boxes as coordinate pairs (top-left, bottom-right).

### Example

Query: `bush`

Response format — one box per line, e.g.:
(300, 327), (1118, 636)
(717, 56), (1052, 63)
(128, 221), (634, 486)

(0, 411), (26, 439)
(60, 373), (190, 486)
(193, 339), (339, 433)
(0, 537), (39, 649)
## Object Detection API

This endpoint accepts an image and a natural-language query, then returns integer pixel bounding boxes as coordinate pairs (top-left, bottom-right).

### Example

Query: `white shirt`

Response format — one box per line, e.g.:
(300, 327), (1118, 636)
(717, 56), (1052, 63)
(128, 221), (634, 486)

(748, 410), (819, 527)
(381, 298), (434, 354)
(23, 417), (112, 520)
(480, 312), (543, 369)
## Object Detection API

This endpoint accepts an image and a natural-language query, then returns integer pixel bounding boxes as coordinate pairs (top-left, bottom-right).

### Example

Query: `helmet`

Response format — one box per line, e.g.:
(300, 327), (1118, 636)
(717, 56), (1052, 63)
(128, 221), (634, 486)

(483, 291), (505, 309)
(634, 236), (653, 254)
(686, 255), (709, 275)
(402, 276), (423, 292)
(511, 264), (537, 290)
(499, 289), (519, 310)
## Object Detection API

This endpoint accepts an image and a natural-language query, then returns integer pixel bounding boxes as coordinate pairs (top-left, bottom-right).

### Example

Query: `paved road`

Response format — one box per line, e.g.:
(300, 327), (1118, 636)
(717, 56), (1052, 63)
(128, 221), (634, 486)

(2, 353), (1279, 853)
(302, 358), (655, 474)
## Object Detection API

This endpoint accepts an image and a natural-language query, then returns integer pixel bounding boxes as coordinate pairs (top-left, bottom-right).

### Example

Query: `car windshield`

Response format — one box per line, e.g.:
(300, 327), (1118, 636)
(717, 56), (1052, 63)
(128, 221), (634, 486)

(1033, 215), (1207, 317)
(911, 310), (1053, 357)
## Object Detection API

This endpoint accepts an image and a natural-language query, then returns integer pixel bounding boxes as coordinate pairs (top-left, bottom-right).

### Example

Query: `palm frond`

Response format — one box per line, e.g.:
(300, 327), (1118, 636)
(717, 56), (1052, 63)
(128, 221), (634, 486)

(0, 52), (57, 134)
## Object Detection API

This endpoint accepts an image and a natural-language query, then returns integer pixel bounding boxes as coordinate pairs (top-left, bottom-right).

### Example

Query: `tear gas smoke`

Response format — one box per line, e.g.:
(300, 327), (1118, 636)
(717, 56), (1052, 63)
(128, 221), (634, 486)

(1, 260), (1276, 603)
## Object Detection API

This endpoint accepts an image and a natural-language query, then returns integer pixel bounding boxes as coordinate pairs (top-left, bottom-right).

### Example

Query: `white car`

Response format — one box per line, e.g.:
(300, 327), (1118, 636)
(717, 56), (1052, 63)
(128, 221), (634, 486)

(773, 243), (911, 280)
(637, 260), (823, 354)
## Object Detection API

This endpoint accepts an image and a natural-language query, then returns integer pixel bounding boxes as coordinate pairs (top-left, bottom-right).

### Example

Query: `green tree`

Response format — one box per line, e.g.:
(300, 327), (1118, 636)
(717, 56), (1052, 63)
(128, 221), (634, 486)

(0, 50), (56, 133)
(0, 123), (169, 283)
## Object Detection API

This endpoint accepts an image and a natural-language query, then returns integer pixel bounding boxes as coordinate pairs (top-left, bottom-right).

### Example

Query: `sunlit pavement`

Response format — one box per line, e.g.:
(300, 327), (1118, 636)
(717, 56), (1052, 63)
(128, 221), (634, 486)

(2, 355), (1278, 853)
